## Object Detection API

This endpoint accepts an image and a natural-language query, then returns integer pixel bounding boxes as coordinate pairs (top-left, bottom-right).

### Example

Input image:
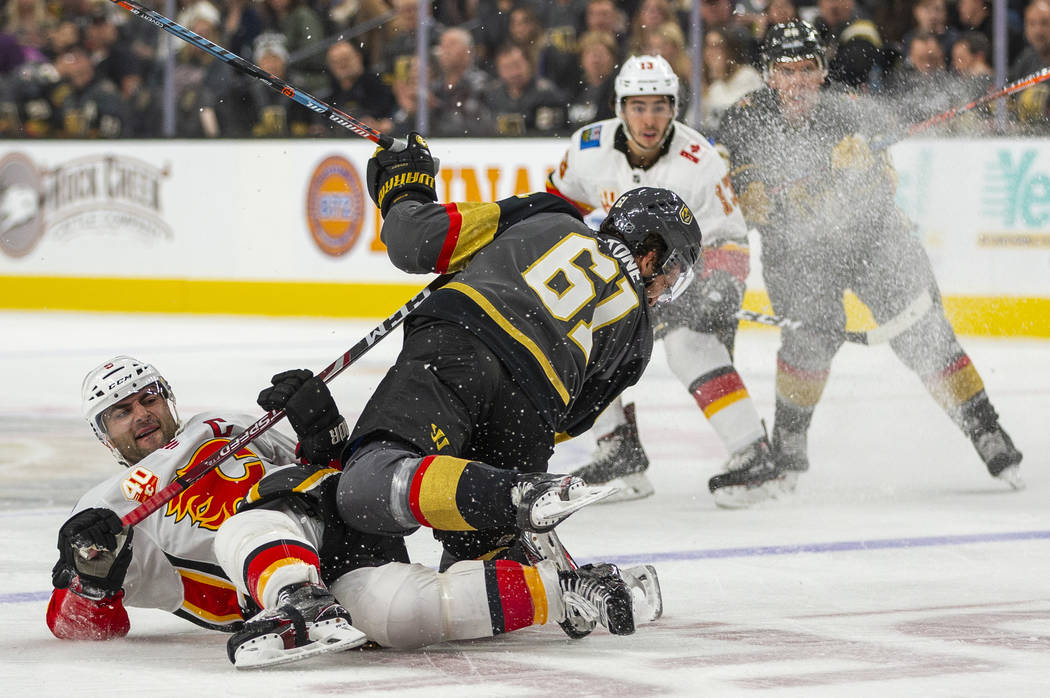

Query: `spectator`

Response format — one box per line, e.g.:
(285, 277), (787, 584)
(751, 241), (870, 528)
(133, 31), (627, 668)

(891, 31), (976, 129)
(0, 60), (59, 136)
(584, 0), (628, 51)
(258, 0), (327, 93)
(319, 39), (395, 136)
(641, 21), (692, 113)
(379, 0), (436, 83)
(952, 30), (994, 77)
(245, 33), (317, 136)
(701, 0), (756, 64)
(388, 54), (438, 137)
(474, 0), (517, 72)
(51, 43), (130, 137)
(565, 29), (617, 129)
(3, 0), (50, 53)
(1009, 0), (1050, 80)
(901, 0), (957, 68)
(84, 5), (143, 103)
(701, 27), (763, 131)
(812, 0), (887, 91)
(627, 0), (679, 56)
(755, 0), (799, 43)
(956, 0), (1024, 64)
(324, 0), (390, 69)
(536, 1), (584, 93)
(221, 0), (264, 60)
(508, 4), (545, 69)
(432, 26), (495, 137)
(170, 2), (248, 137)
(484, 43), (568, 136)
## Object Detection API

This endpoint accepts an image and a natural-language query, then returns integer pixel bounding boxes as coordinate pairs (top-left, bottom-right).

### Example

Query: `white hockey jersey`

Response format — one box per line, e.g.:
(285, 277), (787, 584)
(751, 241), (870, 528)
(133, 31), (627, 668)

(67, 412), (297, 630)
(546, 117), (749, 250)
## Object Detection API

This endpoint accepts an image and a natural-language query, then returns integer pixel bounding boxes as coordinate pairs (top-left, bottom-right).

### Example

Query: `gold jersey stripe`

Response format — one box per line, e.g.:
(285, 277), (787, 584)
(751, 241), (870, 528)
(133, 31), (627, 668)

(416, 455), (474, 531)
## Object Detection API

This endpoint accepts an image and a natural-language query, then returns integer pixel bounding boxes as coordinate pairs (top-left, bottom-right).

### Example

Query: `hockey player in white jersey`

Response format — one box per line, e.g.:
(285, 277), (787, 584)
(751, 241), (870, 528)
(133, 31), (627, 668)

(547, 54), (782, 507)
(47, 355), (364, 655)
(48, 356), (658, 668)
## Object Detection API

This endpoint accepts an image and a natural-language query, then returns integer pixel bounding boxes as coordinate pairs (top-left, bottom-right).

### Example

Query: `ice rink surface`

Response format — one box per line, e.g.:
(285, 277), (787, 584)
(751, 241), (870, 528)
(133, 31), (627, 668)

(1, 309), (1047, 697)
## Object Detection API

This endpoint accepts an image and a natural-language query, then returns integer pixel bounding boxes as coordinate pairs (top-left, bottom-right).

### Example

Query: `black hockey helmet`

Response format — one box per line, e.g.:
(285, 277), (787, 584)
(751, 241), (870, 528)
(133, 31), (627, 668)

(600, 186), (702, 303)
(761, 19), (826, 76)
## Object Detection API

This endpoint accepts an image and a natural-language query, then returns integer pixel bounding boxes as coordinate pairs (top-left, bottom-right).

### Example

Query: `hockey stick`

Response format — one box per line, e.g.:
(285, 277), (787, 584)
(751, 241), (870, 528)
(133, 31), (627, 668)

(119, 275), (448, 527)
(768, 65), (1050, 195)
(108, 0), (400, 149)
(904, 65), (1050, 138)
(736, 290), (932, 346)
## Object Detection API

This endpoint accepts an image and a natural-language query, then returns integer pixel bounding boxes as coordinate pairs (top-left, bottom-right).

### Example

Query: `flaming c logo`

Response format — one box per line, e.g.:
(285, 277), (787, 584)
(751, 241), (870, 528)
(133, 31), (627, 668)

(165, 438), (266, 530)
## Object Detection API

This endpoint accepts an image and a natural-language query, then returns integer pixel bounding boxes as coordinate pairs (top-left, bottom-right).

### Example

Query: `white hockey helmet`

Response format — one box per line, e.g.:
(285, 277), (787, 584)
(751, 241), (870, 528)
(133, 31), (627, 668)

(81, 355), (179, 465)
(614, 54), (680, 121)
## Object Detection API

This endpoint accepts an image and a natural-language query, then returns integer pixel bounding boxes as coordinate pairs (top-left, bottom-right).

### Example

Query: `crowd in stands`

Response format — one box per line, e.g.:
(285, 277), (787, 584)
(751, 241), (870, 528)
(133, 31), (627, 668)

(1, 0), (1048, 139)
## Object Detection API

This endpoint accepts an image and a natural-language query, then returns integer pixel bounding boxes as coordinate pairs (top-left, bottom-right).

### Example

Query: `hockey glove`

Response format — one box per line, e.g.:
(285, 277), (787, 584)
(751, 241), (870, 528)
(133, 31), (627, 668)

(52, 508), (134, 599)
(366, 132), (438, 217)
(692, 269), (744, 331)
(739, 181), (770, 225)
(258, 369), (349, 464)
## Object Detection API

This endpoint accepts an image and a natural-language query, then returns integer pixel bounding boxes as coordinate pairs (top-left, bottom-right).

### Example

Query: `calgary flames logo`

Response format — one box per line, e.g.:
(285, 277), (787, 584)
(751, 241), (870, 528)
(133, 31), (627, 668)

(165, 438), (266, 530)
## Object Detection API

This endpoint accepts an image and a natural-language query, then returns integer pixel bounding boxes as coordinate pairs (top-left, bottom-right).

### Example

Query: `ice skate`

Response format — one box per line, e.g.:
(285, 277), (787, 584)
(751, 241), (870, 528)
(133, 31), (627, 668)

(558, 563), (636, 636)
(571, 403), (654, 503)
(620, 563), (663, 622)
(708, 437), (784, 509)
(512, 473), (618, 533)
(227, 582), (366, 669)
(972, 424), (1024, 490)
(771, 426), (810, 494)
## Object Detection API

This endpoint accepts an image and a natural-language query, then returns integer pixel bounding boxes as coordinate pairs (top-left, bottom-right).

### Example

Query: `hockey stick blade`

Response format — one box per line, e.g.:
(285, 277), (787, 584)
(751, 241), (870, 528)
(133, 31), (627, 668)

(119, 275), (450, 528)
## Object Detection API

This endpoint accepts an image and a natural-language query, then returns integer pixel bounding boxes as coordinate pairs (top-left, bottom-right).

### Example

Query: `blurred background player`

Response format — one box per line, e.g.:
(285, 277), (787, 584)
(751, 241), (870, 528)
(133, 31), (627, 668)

(334, 134), (702, 578)
(717, 20), (1023, 493)
(547, 54), (779, 508)
(47, 355), (360, 647)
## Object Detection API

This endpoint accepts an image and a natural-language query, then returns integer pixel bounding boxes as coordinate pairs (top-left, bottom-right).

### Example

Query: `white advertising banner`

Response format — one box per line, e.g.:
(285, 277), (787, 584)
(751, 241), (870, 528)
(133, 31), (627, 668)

(1, 138), (1048, 320)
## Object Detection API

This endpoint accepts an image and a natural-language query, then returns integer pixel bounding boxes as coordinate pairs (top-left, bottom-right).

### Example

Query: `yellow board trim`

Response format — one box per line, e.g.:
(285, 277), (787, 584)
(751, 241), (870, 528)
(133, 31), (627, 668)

(740, 290), (1050, 338)
(1, 276), (1047, 338)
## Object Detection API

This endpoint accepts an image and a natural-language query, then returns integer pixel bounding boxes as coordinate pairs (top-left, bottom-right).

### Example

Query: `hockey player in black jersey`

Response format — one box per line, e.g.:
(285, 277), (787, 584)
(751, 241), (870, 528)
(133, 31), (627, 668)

(331, 133), (702, 569)
(716, 20), (1023, 493)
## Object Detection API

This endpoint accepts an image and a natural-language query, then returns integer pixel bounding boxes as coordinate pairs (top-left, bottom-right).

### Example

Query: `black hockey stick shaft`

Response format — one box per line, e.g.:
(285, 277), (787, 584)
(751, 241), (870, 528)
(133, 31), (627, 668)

(120, 275), (448, 527)
(108, 0), (401, 149)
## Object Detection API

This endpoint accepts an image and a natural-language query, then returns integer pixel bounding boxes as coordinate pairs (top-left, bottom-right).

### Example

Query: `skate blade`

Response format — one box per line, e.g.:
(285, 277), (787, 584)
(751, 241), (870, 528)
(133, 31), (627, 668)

(995, 465), (1026, 491)
(711, 478), (785, 510)
(621, 564), (662, 621)
(234, 619), (367, 670)
(534, 483), (621, 528)
(594, 473), (654, 504)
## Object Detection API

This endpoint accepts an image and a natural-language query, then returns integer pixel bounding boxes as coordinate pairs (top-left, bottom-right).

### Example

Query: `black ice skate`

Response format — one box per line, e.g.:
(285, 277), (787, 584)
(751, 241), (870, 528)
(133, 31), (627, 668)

(227, 582), (366, 669)
(708, 437), (784, 509)
(972, 423), (1024, 490)
(771, 426), (810, 494)
(512, 473), (618, 533)
(558, 563), (636, 636)
(571, 403), (654, 502)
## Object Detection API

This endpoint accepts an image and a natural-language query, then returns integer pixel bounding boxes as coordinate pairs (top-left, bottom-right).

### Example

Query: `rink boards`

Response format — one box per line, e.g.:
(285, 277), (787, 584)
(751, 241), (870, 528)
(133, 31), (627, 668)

(1, 138), (1048, 336)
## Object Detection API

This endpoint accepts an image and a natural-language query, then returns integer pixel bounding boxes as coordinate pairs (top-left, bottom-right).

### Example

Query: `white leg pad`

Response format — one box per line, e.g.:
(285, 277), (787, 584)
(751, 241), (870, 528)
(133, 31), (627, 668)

(331, 560), (555, 649)
(214, 508), (320, 609)
(662, 326), (733, 386)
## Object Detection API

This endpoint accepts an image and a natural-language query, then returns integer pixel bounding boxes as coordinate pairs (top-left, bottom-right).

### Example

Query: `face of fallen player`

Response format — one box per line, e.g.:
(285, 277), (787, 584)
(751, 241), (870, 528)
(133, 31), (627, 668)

(767, 57), (825, 119)
(101, 384), (178, 465)
(621, 95), (674, 155)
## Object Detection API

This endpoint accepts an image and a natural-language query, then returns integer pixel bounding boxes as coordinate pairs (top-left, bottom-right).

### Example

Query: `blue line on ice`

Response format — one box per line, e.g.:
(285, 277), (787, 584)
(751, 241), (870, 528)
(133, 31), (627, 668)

(9, 530), (1049, 606)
